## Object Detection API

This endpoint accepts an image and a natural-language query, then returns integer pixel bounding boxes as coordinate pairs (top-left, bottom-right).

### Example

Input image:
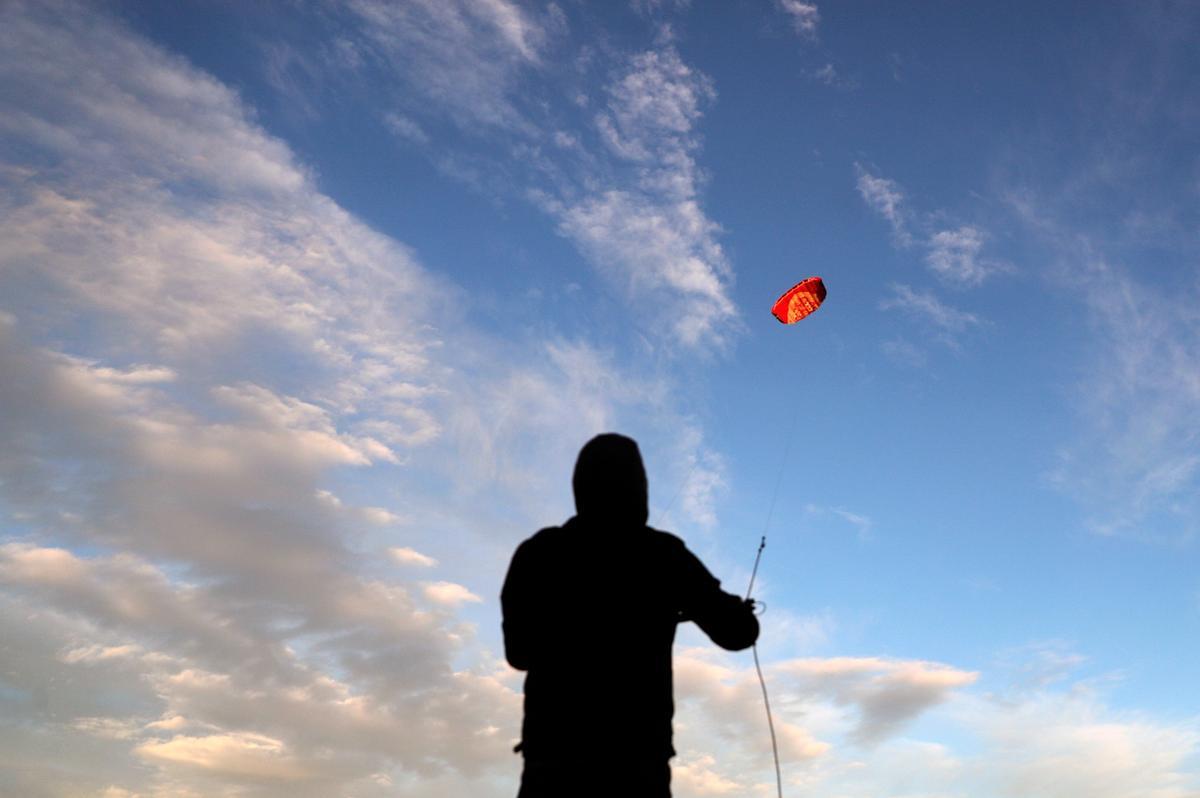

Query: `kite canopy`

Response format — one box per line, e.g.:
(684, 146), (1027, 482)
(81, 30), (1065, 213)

(770, 277), (826, 324)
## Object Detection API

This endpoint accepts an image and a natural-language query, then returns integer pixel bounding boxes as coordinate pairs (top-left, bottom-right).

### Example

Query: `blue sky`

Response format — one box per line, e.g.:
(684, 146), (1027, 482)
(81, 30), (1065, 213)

(1, 1), (1198, 796)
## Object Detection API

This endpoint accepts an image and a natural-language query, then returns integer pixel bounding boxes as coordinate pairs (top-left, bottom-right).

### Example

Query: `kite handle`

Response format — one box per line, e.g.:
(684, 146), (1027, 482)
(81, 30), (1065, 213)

(745, 535), (766, 601)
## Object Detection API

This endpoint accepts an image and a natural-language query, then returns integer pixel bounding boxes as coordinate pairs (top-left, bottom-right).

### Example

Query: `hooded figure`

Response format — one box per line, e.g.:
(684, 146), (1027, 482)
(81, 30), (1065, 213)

(502, 433), (759, 798)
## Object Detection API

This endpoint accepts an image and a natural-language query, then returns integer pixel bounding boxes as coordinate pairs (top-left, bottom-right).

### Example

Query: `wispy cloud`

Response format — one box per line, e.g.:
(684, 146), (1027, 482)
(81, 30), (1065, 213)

(804, 503), (874, 539)
(809, 62), (857, 89)
(552, 46), (738, 349)
(879, 284), (984, 348)
(855, 164), (912, 246)
(1040, 250), (1200, 540)
(926, 225), (1007, 287)
(342, 8), (739, 350)
(383, 112), (431, 146)
(880, 336), (928, 367)
(777, 0), (820, 36)
(855, 165), (1008, 286)
(348, 0), (556, 132)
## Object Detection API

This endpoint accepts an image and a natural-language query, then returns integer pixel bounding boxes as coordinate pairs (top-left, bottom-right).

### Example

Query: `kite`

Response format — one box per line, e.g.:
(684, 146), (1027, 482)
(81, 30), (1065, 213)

(770, 277), (826, 324)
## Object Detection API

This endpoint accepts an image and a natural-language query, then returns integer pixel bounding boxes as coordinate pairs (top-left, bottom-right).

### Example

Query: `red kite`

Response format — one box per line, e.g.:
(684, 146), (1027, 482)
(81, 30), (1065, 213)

(770, 277), (826, 324)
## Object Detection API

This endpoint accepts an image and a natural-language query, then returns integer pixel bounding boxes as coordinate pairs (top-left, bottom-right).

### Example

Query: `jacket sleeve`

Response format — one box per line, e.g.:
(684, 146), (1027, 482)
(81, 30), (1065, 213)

(675, 542), (759, 651)
(500, 539), (535, 671)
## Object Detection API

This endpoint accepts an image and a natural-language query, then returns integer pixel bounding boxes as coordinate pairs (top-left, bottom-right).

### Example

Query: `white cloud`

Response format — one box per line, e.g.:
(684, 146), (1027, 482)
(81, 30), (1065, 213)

(383, 112), (431, 146)
(809, 62), (856, 89)
(0, 6), (532, 793)
(557, 191), (737, 347)
(135, 732), (311, 782)
(926, 225), (1006, 286)
(671, 753), (741, 795)
(1006, 177), (1200, 538)
(669, 646), (1198, 798)
(0, 19), (711, 771)
(777, 1), (820, 36)
(362, 506), (405, 526)
(804, 503), (873, 539)
(326, 6), (740, 351)
(879, 283), (984, 348)
(958, 689), (1200, 798)
(1042, 254), (1200, 539)
(348, 0), (553, 132)
(595, 48), (714, 169)
(778, 656), (979, 744)
(551, 47), (738, 349)
(422, 581), (483, 606)
(390, 547), (438, 568)
(856, 167), (1006, 285)
(855, 164), (912, 246)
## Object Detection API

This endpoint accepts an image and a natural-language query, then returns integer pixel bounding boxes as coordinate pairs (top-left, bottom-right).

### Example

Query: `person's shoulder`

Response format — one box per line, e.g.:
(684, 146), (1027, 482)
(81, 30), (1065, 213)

(645, 526), (683, 543)
(645, 526), (690, 555)
(517, 525), (566, 553)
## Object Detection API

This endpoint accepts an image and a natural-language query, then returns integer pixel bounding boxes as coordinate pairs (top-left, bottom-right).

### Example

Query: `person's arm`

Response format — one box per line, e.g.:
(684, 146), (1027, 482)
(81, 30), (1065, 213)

(500, 539), (535, 670)
(676, 542), (759, 651)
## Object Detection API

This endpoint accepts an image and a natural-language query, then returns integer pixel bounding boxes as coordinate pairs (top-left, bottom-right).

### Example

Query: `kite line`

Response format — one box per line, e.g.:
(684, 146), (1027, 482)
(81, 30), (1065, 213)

(745, 395), (802, 798)
(656, 275), (825, 798)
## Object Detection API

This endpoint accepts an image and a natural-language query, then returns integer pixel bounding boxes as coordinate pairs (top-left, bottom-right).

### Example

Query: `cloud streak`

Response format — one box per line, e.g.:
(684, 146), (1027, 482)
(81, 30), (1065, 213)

(552, 46), (738, 349)
(855, 164), (1007, 287)
(777, 1), (820, 36)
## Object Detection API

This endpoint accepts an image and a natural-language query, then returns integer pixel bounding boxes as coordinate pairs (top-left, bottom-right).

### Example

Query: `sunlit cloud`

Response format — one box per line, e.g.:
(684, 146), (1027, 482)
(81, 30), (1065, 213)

(390, 547), (438, 568)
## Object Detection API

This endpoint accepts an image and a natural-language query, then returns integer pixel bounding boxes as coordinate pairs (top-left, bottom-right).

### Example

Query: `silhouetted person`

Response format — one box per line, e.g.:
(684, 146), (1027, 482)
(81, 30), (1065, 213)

(502, 433), (759, 797)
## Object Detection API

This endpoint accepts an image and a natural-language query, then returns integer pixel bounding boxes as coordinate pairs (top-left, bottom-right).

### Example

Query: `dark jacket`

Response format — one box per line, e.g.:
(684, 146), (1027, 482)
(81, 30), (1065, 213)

(501, 514), (759, 762)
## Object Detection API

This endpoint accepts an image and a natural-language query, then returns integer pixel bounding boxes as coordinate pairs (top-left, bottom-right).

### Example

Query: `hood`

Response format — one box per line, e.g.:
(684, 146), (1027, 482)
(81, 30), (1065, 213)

(571, 433), (649, 527)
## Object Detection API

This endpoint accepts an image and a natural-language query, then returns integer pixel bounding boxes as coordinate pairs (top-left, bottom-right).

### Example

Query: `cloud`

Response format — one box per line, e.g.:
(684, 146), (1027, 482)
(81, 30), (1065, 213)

(672, 430), (727, 529)
(383, 112), (431, 146)
(1040, 251), (1200, 539)
(879, 284), (984, 348)
(809, 62), (856, 89)
(674, 649), (833, 768)
(321, 4), (741, 350)
(668, 650), (978, 795)
(856, 166), (1006, 285)
(880, 336), (928, 367)
(777, 1), (820, 36)
(0, 6), (531, 793)
(669, 645), (1197, 798)
(422, 581), (483, 606)
(804, 503), (873, 539)
(959, 689), (1200, 798)
(926, 225), (1007, 286)
(0, 9), (742, 795)
(556, 190), (736, 347)
(595, 47), (714, 170)
(134, 732), (312, 782)
(0, 541), (521, 793)
(778, 656), (978, 744)
(348, 0), (554, 132)
(671, 753), (741, 795)
(551, 47), (738, 349)
(855, 164), (912, 246)
(390, 547), (438, 568)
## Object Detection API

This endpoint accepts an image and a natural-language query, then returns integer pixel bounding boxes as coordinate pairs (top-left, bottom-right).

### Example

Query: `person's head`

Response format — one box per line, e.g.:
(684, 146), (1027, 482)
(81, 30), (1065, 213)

(572, 433), (649, 526)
